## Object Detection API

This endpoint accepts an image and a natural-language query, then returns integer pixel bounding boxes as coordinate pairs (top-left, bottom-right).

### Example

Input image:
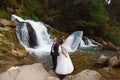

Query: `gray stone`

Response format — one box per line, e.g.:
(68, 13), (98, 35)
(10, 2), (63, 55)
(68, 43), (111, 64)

(96, 54), (108, 65)
(48, 70), (58, 77)
(0, 63), (59, 80)
(0, 69), (20, 80)
(0, 18), (15, 27)
(71, 69), (102, 80)
(109, 56), (120, 67)
(63, 75), (74, 80)
(46, 76), (60, 80)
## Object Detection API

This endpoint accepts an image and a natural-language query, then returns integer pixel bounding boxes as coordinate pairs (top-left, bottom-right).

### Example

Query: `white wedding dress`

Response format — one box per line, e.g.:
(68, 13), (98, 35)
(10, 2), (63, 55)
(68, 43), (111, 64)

(55, 44), (74, 75)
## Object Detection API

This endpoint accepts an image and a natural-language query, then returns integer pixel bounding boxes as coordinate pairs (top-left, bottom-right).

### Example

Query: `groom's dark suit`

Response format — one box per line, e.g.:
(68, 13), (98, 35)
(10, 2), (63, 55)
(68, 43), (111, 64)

(51, 42), (59, 70)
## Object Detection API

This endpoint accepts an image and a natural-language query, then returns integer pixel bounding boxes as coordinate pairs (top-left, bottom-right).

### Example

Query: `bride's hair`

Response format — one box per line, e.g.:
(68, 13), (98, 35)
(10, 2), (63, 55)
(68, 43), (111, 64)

(59, 39), (63, 45)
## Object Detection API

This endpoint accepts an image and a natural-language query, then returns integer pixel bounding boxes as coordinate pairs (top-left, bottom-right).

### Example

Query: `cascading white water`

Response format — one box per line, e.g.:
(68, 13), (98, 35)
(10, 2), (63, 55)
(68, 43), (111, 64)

(65, 31), (98, 50)
(80, 37), (97, 47)
(11, 15), (99, 55)
(105, 0), (111, 4)
(65, 31), (82, 52)
(11, 15), (52, 54)
(16, 23), (29, 47)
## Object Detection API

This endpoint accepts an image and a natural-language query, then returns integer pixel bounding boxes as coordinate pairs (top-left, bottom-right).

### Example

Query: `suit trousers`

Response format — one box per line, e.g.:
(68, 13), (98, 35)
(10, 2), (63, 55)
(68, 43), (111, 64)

(51, 54), (58, 70)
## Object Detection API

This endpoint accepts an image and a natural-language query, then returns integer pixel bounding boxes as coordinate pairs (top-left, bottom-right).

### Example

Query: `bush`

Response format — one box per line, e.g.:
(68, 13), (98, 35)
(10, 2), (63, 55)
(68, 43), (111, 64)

(107, 32), (120, 46)
(0, 10), (10, 19)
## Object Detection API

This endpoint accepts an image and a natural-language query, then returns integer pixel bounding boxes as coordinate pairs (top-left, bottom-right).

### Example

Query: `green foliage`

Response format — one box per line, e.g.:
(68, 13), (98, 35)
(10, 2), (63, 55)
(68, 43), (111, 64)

(0, 10), (9, 19)
(90, 11), (108, 22)
(5, 32), (13, 38)
(73, 0), (82, 4)
(0, 0), (21, 9)
(24, 0), (41, 11)
(107, 32), (120, 46)
(75, 20), (97, 27)
(31, 14), (39, 21)
(0, 0), (120, 46)
(23, 0), (42, 19)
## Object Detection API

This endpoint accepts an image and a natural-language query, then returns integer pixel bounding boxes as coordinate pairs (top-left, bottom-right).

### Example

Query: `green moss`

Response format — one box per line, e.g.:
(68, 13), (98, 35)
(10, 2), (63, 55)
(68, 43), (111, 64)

(107, 27), (120, 46)
(5, 31), (13, 38)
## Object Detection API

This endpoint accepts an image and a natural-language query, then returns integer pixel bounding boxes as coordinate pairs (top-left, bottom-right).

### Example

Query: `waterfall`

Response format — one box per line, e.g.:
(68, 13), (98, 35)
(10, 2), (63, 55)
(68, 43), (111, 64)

(11, 15), (99, 55)
(11, 15), (52, 55)
(105, 0), (111, 4)
(65, 31), (98, 51)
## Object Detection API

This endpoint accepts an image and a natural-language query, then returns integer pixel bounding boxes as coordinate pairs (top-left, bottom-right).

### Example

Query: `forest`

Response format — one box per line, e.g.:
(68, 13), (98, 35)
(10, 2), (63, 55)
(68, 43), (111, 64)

(0, 0), (120, 46)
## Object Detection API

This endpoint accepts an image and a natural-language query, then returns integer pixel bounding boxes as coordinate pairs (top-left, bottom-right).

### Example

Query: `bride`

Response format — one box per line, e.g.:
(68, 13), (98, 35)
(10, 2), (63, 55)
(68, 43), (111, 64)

(55, 39), (74, 75)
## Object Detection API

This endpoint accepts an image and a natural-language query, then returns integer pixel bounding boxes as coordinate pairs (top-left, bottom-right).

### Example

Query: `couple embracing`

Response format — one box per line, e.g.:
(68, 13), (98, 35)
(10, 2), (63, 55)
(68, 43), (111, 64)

(50, 37), (74, 75)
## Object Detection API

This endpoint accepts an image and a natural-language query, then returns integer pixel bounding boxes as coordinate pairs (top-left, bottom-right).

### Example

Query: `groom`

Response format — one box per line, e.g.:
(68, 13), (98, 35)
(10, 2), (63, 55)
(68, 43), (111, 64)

(51, 37), (59, 71)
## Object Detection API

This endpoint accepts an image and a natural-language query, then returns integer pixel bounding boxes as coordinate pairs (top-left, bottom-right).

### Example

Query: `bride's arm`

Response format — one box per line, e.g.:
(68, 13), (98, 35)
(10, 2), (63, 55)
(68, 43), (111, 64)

(61, 45), (67, 57)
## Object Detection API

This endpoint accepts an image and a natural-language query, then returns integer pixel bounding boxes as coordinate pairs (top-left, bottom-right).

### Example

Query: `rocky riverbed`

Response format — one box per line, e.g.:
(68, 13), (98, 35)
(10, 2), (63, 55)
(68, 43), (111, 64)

(1, 18), (120, 80)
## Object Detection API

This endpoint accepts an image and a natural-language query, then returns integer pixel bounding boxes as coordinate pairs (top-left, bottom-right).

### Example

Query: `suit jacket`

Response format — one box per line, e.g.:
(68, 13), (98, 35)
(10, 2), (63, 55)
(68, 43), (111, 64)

(51, 42), (59, 56)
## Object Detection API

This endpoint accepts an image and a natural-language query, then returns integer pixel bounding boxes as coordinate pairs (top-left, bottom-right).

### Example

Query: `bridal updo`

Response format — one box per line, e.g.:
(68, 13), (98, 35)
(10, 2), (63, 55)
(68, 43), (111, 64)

(59, 39), (63, 45)
(60, 39), (66, 45)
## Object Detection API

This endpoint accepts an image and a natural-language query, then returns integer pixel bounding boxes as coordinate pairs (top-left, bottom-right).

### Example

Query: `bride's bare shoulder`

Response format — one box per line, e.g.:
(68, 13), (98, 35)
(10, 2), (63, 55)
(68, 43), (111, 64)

(61, 44), (64, 47)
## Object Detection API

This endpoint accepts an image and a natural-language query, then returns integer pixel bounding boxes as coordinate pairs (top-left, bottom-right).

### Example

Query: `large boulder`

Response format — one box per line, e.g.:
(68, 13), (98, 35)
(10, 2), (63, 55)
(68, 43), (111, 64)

(63, 69), (102, 80)
(0, 63), (59, 80)
(48, 70), (58, 77)
(63, 75), (74, 80)
(109, 56), (120, 67)
(95, 54), (109, 67)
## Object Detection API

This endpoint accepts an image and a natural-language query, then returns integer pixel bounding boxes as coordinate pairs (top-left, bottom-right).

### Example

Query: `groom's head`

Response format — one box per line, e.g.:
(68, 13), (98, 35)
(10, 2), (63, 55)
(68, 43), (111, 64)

(53, 37), (58, 42)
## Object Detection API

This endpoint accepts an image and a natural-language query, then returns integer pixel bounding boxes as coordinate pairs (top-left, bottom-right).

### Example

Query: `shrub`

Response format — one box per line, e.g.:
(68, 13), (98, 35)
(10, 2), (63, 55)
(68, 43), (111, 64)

(107, 32), (120, 46)
(0, 10), (10, 19)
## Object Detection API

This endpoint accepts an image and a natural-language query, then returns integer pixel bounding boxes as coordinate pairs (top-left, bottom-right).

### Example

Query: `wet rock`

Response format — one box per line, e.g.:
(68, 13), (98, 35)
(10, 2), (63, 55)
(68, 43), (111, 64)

(0, 34), (4, 37)
(83, 36), (89, 45)
(95, 54), (109, 67)
(0, 27), (11, 31)
(103, 42), (120, 51)
(11, 48), (28, 58)
(48, 69), (58, 77)
(0, 18), (15, 27)
(26, 22), (38, 48)
(0, 63), (59, 80)
(63, 75), (74, 80)
(109, 56), (120, 67)
(15, 44), (28, 58)
(72, 69), (102, 80)
(101, 40), (107, 45)
(103, 67), (110, 73)
(46, 76), (60, 80)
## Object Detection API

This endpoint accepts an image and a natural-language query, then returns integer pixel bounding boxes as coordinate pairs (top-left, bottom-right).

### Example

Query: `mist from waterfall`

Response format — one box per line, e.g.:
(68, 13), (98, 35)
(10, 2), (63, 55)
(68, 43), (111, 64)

(11, 15), (99, 55)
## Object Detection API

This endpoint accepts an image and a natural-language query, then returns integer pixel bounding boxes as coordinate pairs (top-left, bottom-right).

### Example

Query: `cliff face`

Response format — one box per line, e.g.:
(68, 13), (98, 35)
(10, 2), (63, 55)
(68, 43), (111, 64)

(0, 18), (36, 73)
